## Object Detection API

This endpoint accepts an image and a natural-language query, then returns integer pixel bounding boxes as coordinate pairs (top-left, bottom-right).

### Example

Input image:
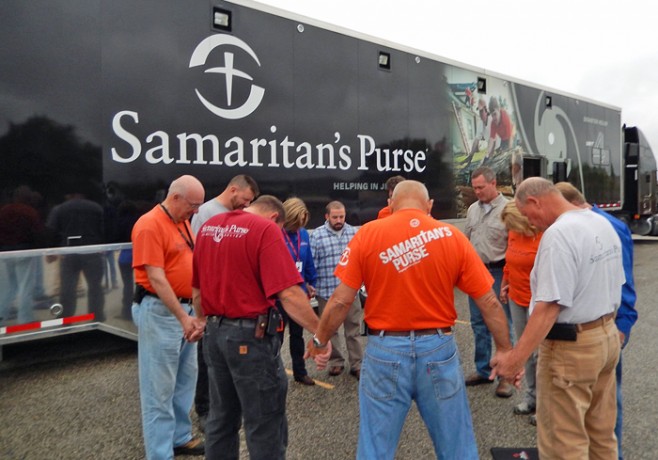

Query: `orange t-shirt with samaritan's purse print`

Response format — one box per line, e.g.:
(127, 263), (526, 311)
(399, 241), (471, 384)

(335, 208), (493, 330)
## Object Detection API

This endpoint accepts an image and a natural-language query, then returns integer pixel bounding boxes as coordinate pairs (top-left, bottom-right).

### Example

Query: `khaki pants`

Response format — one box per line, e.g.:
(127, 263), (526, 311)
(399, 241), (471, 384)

(537, 319), (621, 459)
(316, 295), (363, 371)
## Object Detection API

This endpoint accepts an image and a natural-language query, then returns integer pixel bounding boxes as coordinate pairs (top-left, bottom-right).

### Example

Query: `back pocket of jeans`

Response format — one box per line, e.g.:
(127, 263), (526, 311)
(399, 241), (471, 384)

(427, 350), (461, 400)
(362, 354), (400, 401)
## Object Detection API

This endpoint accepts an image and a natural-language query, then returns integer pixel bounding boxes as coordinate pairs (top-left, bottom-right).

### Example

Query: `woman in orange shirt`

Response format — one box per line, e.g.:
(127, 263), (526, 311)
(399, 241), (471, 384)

(500, 201), (542, 421)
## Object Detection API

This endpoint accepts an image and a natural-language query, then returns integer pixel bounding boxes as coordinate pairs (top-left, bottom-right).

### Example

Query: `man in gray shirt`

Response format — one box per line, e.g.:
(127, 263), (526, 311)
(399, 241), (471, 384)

(463, 166), (514, 398)
(190, 174), (259, 430)
(191, 175), (259, 235)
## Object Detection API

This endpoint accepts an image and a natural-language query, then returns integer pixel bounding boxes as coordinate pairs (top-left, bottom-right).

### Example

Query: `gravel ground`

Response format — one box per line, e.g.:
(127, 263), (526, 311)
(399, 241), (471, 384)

(1, 239), (657, 459)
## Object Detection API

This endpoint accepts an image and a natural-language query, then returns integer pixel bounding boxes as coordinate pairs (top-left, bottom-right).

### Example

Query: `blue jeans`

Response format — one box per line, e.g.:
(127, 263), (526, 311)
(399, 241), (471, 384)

(357, 332), (478, 460)
(132, 296), (197, 460)
(468, 266), (513, 377)
(204, 317), (288, 460)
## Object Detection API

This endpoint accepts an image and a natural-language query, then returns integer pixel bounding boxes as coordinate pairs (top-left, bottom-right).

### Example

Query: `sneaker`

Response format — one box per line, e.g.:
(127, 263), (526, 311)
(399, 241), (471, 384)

(464, 372), (493, 386)
(495, 380), (514, 398)
(529, 414), (537, 426)
(174, 437), (204, 456)
(513, 401), (536, 415)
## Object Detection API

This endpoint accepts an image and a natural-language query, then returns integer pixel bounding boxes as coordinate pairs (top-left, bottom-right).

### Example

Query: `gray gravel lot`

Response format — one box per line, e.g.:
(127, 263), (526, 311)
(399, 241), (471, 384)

(1, 239), (657, 459)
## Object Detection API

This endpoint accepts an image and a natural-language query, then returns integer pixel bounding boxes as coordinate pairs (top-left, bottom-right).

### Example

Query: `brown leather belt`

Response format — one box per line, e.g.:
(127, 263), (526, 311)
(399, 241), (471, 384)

(575, 312), (615, 332)
(368, 327), (452, 336)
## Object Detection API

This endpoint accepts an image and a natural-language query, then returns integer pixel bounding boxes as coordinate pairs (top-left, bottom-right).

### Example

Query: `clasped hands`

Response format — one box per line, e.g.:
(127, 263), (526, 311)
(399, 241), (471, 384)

(182, 316), (333, 372)
(304, 340), (333, 370)
(183, 316), (206, 343)
(489, 349), (524, 388)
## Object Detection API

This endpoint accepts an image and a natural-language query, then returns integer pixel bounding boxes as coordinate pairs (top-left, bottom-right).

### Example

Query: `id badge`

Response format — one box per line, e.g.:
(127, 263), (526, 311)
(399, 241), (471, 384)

(295, 261), (303, 272)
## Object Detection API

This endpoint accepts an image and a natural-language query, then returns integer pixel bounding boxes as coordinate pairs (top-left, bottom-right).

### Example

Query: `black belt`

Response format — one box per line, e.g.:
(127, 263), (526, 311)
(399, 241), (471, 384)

(484, 259), (505, 269)
(368, 327), (452, 336)
(143, 291), (192, 305)
(207, 315), (257, 327)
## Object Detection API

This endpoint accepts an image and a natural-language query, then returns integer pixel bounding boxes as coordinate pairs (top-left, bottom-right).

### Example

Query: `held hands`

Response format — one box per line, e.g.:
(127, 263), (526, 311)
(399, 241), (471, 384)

(304, 340), (333, 370)
(183, 315), (206, 343)
(489, 350), (524, 389)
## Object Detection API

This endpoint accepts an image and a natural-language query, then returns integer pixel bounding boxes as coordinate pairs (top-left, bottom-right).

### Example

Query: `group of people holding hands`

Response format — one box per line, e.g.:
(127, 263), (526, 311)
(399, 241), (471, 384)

(464, 167), (635, 460)
(130, 168), (635, 460)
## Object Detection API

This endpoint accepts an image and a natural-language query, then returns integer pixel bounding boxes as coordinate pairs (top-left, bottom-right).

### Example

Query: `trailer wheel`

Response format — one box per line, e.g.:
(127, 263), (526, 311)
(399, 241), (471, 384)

(631, 217), (653, 236)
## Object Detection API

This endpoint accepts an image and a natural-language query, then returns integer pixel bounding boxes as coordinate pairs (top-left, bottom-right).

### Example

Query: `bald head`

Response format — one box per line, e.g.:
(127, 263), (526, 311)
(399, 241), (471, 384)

(390, 180), (433, 214)
(515, 177), (578, 230)
(169, 175), (204, 198)
(514, 177), (559, 204)
(164, 175), (205, 222)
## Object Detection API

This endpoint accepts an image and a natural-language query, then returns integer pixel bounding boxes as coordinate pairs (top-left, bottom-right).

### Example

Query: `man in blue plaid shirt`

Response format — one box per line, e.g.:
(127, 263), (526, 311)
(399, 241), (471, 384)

(310, 201), (364, 379)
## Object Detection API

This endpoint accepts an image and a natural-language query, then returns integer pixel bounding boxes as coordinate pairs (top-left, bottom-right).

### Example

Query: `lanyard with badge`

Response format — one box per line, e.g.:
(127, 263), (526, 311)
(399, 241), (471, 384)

(283, 230), (303, 273)
(160, 203), (194, 251)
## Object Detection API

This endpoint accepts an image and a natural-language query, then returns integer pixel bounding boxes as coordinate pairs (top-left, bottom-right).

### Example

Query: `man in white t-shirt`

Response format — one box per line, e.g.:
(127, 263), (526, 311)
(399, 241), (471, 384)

(492, 177), (624, 459)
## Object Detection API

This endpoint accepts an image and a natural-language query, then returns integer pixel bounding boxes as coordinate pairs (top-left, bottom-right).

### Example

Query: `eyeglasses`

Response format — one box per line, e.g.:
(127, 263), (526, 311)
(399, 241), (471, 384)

(182, 196), (203, 209)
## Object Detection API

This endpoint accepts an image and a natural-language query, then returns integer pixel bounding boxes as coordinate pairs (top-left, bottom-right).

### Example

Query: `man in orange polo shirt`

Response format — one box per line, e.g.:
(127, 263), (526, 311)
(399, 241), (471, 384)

(307, 180), (513, 459)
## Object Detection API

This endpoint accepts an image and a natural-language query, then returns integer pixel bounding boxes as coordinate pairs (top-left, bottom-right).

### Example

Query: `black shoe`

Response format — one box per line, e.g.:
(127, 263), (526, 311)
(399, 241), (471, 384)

(464, 372), (492, 386)
(174, 437), (204, 456)
(294, 375), (315, 386)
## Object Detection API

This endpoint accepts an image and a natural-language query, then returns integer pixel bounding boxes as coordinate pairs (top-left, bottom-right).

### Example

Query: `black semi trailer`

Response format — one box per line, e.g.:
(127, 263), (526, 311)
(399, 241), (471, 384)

(1, 0), (655, 347)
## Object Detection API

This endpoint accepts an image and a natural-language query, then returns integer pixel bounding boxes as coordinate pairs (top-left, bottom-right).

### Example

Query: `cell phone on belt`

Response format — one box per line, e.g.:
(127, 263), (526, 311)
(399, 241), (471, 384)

(255, 315), (267, 339)
(267, 308), (282, 336)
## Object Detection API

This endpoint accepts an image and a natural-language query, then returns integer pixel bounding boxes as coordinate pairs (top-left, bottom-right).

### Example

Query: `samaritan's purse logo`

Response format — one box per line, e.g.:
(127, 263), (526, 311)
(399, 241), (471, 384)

(189, 35), (265, 120)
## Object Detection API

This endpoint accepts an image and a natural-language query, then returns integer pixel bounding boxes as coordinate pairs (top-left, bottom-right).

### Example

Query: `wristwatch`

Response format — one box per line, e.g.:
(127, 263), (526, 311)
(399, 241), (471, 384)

(312, 334), (327, 349)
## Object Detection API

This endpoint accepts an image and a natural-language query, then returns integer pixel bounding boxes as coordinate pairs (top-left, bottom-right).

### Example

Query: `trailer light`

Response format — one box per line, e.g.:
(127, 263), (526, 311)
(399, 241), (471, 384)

(477, 77), (486, 94)
(545, 95), (552, 108)
(213, 7), (232, 31)
(378, 52), (391, 70)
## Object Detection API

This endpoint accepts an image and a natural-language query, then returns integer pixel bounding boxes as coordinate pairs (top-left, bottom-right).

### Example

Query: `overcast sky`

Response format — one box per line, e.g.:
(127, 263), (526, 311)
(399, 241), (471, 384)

(259, 0), (658, 154)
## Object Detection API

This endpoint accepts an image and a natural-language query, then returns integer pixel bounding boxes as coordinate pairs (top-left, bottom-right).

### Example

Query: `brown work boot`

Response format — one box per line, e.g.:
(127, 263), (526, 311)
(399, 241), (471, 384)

(328, 365), (344, 376)
(174, 437), (204, 456)
(495, 380), (514, 398)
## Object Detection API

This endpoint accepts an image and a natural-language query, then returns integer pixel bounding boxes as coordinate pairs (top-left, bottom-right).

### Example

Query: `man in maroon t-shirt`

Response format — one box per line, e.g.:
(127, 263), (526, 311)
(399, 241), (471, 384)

(191, 195), (329, 460)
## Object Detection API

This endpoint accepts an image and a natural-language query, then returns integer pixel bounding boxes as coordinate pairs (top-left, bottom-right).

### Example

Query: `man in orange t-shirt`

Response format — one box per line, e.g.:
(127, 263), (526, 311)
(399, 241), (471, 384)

(376, 175), (405, 219)
(306, 180), (513, 460)
(131, 175), (206, 458)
